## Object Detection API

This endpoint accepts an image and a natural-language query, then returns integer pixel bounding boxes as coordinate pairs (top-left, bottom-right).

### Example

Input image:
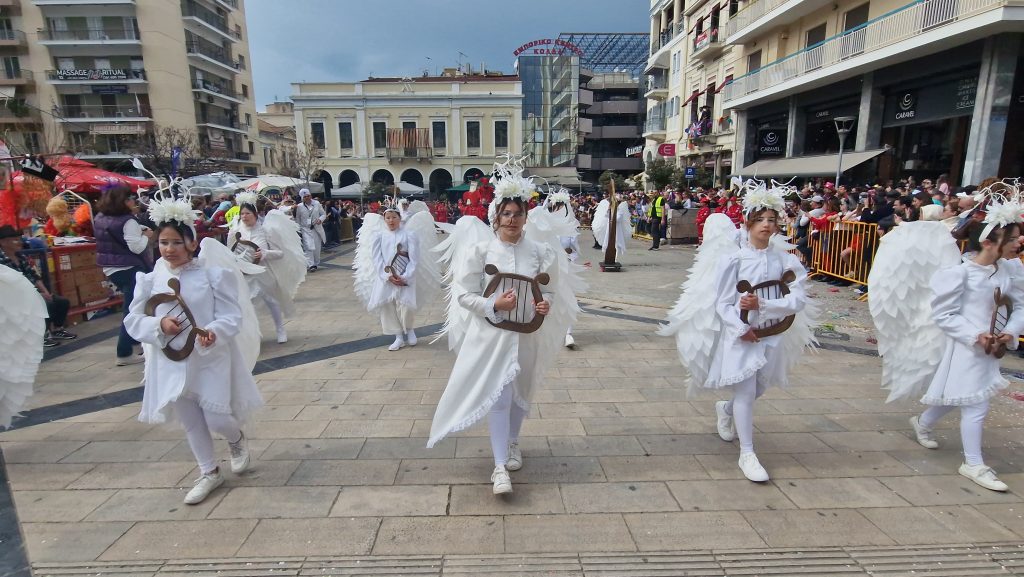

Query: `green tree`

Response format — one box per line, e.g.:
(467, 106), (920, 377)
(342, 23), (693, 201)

(645, 158), (676, 190)
(598, 170), (627, 193)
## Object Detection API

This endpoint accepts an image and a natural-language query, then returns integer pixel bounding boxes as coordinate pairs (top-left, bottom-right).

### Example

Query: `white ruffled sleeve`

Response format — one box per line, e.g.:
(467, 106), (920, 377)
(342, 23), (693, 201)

(456, 243), (500, 323)
(713, 254), (747, 342)
(930, 266), (981, 348)
(400, 230), (418, 282)
(124, 271), (162, 345)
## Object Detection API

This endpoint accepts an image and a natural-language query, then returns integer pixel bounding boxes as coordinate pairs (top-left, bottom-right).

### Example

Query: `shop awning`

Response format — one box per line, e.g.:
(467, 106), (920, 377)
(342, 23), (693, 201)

(731, 148), (889, 178)
(527, 167), (585, 187)
(682, 90), (705, 106)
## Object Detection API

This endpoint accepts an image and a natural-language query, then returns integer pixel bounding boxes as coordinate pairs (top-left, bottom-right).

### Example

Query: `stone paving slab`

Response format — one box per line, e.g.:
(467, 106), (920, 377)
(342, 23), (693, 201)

(4, 238), (1024, 575)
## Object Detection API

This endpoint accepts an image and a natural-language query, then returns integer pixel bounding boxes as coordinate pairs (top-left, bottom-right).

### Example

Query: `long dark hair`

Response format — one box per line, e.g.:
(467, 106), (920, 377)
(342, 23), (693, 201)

(95, 185), (134, 216)
(156, 221), (195, 243)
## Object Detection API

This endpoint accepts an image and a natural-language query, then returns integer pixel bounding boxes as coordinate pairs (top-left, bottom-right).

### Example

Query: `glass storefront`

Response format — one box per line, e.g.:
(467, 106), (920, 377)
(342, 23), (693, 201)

(518, 55), (580, 167)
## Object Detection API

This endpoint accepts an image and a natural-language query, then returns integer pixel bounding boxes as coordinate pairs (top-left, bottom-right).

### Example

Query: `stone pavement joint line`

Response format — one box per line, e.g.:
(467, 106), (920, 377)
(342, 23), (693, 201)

(27, 543), (1024, 576)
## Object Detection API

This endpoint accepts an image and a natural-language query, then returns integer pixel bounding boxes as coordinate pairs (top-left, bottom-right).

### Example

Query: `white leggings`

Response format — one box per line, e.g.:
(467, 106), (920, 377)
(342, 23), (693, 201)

(723, 375), (767, 454)
(488, 385), (529, 466)
(259, 292), (284, 332)
(175, 397), (242, 474)
(380, 301), (414, 336)
(919, 400), (989, 466)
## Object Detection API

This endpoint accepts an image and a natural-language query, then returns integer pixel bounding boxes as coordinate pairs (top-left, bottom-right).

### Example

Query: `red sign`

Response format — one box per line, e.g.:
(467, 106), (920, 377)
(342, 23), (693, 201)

(658, 143), (676, 157)
(513, 38), (584, 57)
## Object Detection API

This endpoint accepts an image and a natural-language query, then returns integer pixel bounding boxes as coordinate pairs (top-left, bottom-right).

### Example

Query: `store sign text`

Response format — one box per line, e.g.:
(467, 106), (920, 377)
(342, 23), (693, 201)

(55, 69), (129, 81)
(513, 38), (584, 57)
(625, 145), (643, 157)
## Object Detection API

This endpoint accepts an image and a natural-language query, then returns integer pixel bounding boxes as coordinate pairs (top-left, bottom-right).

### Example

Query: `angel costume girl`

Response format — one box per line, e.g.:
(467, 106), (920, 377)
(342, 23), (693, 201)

(547, 188), (583, 348)
(660, 182), (815, 482)
(430, 156), (581, 495)
(870, 189), (1024, 492)
(125, 186), (263, 505)
(0, 259), (47, 428)
(229, 192), (307, 344)
(354, 199), (441, 351)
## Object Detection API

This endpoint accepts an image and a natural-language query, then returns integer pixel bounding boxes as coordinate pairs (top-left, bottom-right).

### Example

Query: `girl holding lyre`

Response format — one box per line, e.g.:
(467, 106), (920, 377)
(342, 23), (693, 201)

(124, 188), (263, 505)
(353, 198), (440, 351)
(229, 191), (307, 344)
(430, 156), (581, 495)
(661, 181), (815, 483)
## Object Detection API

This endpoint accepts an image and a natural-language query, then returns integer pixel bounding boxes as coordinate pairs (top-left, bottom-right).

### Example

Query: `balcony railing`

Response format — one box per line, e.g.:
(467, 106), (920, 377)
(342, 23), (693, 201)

(723, 0), (784, 41)
(198, 113), (242, 129)
(186, 40), (239, 69)
(192, 78), (239, 99)
(57, 104), (151, 119)
(724, 0), (1003, 104)
(692, 28), (723, 56)
(0, 30), (25, 43)
(644, 115), (667, 133)
(645, 74), (669, 93)
(386, 127), (432, 160)
(181, 1), (239, 38)
(0, 69), (32, 82)
(38, 27), (139, 41)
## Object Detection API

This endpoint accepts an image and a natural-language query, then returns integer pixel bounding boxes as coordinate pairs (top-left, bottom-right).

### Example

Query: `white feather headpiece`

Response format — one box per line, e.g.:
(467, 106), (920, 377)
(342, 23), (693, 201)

(382, 193), (402, 215)
(979, 181), (1024, 241)
(147, 187), (196, 236)
(235, 190), (259, 209)
(488, 154), (536, 222)
(547, 188), (571, 207)
(739, 178), (788, 216)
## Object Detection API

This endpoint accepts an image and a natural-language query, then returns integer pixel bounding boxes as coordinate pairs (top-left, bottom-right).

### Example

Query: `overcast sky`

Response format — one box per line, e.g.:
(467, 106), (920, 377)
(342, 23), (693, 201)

(245, 0), (649, 108)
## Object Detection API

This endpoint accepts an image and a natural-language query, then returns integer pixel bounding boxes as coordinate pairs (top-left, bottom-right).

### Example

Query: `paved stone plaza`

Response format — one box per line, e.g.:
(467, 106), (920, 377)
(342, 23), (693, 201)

(2, 237), (1023, 576)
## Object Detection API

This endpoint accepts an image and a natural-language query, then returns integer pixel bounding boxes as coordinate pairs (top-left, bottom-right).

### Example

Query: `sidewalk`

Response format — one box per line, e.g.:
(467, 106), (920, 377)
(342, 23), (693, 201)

(2, 238), (1022, 576)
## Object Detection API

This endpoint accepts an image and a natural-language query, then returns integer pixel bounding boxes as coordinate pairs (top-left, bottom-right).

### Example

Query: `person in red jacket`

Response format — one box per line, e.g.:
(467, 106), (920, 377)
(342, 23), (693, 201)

(432, 200), (448, 223)
(696, 197), (711, 243)
(724, 197), (744, 228)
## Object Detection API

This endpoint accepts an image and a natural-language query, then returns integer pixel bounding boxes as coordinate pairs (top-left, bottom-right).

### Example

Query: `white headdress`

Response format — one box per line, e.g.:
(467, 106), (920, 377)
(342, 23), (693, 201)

(978, 181), (1024, 241)
(488, 154), (536, 223)
(131, 157), (197, 236)
(739, 178), (788, 217)
(546, 187), (571, 207)
(382, 192), (402, 216)
(235, 190), (260, 209)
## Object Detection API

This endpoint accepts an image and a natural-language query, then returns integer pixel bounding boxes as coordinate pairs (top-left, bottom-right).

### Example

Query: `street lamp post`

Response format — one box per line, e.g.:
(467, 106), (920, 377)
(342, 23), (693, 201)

(833, 116), (856, 187)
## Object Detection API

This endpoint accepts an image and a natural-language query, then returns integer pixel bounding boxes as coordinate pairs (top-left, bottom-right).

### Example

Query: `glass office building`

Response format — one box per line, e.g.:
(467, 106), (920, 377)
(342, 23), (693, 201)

(519, 55), (580, 168)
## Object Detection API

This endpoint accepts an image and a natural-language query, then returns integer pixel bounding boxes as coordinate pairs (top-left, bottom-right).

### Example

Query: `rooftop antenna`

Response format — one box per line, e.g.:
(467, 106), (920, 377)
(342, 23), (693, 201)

(458, 51), (468, 74)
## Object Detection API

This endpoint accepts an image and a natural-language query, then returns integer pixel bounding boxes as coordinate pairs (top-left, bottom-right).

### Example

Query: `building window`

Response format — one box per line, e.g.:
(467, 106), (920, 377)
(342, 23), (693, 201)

(241, 84), (248, 98)
(845, 3), (869, 30)
(263, 148), (269, 165)
(705, 82), (716, 118)
(466, 121), (480, 149)
(747, 50), (762, 73)
(244, 113), (251, 126)
(806, 23), (827, 47)
(494, 120), (508, 149)
(310, 122), (325, 149)
(338, 122), (353, 149)
(248, 141), (254, 155)
(432, 120), (446, 149)
(729, 0), (739, 17)
(237, 55), (246, 70)
(372, 121), (386, 150)
(234, 24), (242, 40)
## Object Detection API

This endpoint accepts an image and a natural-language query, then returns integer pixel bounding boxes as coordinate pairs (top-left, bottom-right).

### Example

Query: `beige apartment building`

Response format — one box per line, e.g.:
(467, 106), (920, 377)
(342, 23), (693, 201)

(291, 72), (522, 197)
(645, 0), (740, 187)
(5, 0), (260, 175)
(649, 0), (1023, 186)
(257, 100), (296, 175)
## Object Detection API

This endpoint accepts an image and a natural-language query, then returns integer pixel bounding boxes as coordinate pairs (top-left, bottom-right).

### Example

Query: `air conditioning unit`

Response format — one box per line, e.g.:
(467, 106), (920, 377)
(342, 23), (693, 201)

(207, 95), (214, 103)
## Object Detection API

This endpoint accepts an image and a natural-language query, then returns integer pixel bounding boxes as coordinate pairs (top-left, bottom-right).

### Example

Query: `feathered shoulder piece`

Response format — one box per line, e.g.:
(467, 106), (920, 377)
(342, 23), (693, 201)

(739, 178), (788, 217)
(488, 154), (536, 222)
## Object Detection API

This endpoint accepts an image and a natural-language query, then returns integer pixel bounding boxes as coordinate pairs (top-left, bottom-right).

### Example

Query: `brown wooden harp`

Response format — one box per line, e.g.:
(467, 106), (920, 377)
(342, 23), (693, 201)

(986, 287), (1012, 359)
(144, 278), (210, 361)
(230, 232), (261, 264)
(482, 263), (550, 334)
(736, 270), (798, 338)
(384, 243), (410, 276)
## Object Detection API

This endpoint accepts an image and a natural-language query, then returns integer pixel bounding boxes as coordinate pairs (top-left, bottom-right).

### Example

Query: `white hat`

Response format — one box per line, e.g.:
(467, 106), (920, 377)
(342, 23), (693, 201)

(810, 195), (824, 203)
(300, 188), (311, 197)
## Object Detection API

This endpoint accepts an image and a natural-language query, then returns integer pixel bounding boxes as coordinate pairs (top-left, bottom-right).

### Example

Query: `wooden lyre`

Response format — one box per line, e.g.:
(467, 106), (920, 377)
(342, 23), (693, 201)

(384, 243), (410, 276)
(144, 278), (210, 361)
(230, 232), (261, 264)
(481, 264), (550, 334)
(986, 287), (1013, 359)
(736, 270), (798, 338)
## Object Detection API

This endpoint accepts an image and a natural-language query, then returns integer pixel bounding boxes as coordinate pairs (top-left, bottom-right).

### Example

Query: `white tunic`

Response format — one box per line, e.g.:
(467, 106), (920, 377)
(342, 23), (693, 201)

(428, 234), (557, 447)
(592, 199), (631, 255)
(923, 260), (1024, 406)
(368, 227), (419, 311)
(234, 222), (284, 302)
(125, 260), (264, 424)
(705, 244), (808, 389)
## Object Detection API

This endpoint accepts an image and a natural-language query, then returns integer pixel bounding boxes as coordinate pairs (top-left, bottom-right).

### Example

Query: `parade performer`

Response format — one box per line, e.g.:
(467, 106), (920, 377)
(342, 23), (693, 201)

(429, 155), (581, 495)
(353, 197), (441, 351)
(592, 189), (631, 256)
(229, 191), (307, 344)
(546, 188), (585, 348)
(124, 185), (263, 505)
(660, 180), (816, 482)
(696, 197), (712, 243)
(294, 189), (326, 271)
(869, 184), (1024, 492)
(0, 244), (47, 428)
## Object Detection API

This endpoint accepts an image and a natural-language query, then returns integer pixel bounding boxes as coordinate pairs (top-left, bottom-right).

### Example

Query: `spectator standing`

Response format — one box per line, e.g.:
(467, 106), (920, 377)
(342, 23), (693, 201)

(0, 225), (77, 347)
(648, 189), (669, 251)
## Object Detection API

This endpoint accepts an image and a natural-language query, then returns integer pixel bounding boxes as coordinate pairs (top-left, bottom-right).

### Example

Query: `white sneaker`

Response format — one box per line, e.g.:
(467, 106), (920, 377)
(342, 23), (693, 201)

(228, 432), (250, 474)
(388, 336), (405, 351)
(909, 415), (939, 449)
(506, 442), (522, 471)
(491, 465), (513, 495)
(276, 328), (288, 344)
(564, 333), (576, 348)
(115, 355), (144, 366)
(738, 452), (769, 482)
(959, 463), (1008, 492)
(184, 470), (224, 504)
(405, 330), (418, 346)
(715, 400), (736, 442)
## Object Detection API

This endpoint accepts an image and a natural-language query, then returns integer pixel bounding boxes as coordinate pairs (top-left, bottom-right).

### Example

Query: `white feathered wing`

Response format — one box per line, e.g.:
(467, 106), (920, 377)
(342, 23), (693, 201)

(773, 233), (821, 376)
(0, 266), (47, 428)
(868, 221), (961, 402)
(198, 237), (262, 371)
(657, 213), (739, 394)
(525, 206), (587, 364)
(433, 215), (494, 351)
(404, 210), (443, 309)
(262, 209), (307, 311)
(352, 212), (384, 311)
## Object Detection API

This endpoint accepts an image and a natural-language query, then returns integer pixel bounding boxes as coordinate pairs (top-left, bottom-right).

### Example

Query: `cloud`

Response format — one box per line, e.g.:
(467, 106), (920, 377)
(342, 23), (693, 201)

(245, 0), (648, 107)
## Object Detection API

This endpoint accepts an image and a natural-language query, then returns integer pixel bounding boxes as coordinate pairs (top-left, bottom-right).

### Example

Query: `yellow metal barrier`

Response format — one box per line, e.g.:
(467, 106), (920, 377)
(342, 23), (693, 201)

(808, 221), (879, 290)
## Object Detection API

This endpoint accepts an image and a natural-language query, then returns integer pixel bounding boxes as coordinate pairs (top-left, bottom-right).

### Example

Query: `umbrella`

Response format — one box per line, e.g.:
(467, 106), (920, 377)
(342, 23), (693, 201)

(15, 156), (158, 195)
(445, 183), (471, 193)
(185, 172), (241, 196)
(396, 181), (424, 194)
(225, 174), (325, 195)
